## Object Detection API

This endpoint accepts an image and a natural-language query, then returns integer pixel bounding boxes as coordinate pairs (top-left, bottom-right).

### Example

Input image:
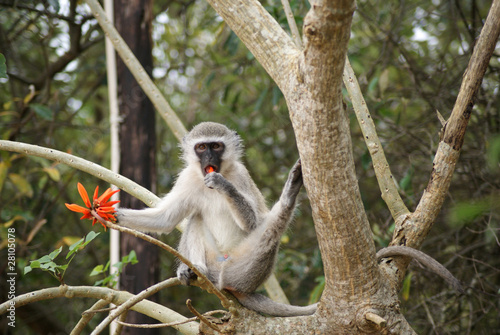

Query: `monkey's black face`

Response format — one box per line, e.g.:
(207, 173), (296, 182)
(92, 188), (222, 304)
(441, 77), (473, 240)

(194, 142), (225, 176)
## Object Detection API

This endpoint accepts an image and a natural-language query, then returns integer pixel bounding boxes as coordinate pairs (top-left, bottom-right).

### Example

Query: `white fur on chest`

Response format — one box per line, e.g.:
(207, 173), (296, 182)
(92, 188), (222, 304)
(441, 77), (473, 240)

(193, 185), (246, 253)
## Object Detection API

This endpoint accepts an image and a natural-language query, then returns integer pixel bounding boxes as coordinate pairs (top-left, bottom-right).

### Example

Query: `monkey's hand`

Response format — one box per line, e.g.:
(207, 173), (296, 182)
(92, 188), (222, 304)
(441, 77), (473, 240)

(177, 263), (209, 286)
(204, 172), (228, 190)
(280, 159), (303, 209)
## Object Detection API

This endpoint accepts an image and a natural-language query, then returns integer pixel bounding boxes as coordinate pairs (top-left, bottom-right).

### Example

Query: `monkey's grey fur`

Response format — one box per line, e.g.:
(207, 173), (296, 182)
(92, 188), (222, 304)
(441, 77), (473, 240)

(117, 122), (317, 316)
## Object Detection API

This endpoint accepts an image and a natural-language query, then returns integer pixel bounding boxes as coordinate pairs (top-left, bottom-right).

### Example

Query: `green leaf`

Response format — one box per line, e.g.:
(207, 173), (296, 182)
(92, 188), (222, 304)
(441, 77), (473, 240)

(29, 260), (41, 269)
(309, 276), (325, 304)
(401, 272), (413, 301)
(67, 237), (84, 259)
(448, 201), (490, 228)
(0, 161), (8, 192)
(9, 173), (34, 198)
(24, 266), (32, 275)
(31, 103), (54, 121)
(40, 261), (57, 270)
(82, 231), (100, 247)
(43, 167), (60, 182)
(36, 255), (53, 264)
(48, 246), (63, 260)
(0, 53), (6, 79)
(90, 264), (104, 276)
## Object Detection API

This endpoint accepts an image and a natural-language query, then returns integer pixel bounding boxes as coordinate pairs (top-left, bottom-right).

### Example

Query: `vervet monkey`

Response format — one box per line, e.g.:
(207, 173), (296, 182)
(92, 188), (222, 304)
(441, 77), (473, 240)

(117, 122), (317, 316)
(116, 122), (462, 317)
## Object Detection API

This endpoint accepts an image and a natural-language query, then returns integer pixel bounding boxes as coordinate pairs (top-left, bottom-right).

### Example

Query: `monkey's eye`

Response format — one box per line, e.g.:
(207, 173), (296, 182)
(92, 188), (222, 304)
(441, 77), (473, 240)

(212, 142), (224, 151)
(195, 144), (207, 151)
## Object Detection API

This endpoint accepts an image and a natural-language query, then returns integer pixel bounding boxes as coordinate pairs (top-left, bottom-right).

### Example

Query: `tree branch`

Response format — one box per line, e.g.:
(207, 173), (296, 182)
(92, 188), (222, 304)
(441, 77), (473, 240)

(343, 58), (410, 221)
(71, 300), (110, 335)
(91, 277), (180, 334)
(0, 140), (160, 207)
(389, 0), (500, 285)
(281, 0), (303, 49)
(0, 285), (198, 334)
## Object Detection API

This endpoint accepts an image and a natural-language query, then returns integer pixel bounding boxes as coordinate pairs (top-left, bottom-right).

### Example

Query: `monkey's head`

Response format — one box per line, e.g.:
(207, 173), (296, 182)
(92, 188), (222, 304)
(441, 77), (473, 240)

(181, 122), (243, 176)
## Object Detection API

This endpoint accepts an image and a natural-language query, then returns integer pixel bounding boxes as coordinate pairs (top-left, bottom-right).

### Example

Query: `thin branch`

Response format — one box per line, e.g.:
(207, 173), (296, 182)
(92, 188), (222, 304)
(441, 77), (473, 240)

(0, 285), (198, 334)
(186, 299), (221, 333)
(71, 299), (110, 335)
(281, 0), (303, 49)
(0, 140), (160, 207)
(115, 310), (226, 329)
(83, 0), (187, 140)
(342, 58), (410, 221)
(91, 277), (180, 335)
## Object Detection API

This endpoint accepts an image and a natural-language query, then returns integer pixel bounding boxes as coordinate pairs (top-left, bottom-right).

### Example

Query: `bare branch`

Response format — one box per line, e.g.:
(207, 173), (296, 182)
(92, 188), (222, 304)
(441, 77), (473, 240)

(0, 140), (160, 207)
(0, 285), (198, 334)
(343, 58), (410, 221)
(91, 277), (180, 334)
(281, 0), (303, 49)
(71, 300), (110, 335)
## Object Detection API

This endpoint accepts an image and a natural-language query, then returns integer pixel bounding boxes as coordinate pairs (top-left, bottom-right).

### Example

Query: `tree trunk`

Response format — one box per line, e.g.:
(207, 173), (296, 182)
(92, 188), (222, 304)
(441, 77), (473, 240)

(114, 0), (159, 334)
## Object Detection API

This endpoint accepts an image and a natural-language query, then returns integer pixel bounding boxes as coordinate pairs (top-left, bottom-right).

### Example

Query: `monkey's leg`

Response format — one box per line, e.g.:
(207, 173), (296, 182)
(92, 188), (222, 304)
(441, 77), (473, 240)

(177, 220), (210, 285)
(219, 160), (303, 293)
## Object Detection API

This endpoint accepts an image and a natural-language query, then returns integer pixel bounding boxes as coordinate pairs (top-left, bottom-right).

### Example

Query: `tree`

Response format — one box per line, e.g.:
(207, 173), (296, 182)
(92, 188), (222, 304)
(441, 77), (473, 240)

(0, 0), (499, 333)
(113, 0), (160, 333)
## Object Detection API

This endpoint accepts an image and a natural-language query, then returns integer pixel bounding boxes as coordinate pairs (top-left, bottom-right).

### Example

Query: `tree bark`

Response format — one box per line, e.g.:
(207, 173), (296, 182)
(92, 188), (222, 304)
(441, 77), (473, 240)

(114, 0), (159, 334)
(207, 0), (416, 332)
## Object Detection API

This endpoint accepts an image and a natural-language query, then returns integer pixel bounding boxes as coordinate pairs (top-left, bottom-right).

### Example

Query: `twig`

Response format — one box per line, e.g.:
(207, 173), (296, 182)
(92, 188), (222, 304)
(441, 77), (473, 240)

(83, 0), (187, 140)
(281, 0), (302, 49)
(186, 299), (221, 333)
(0, 285), (198, 334)
(342, 58), (410, 221)
(115, 310), (226, 329)
(71, 299), (110, 335)
(365, 312), (387, 328)
(91, 276), (180, 335)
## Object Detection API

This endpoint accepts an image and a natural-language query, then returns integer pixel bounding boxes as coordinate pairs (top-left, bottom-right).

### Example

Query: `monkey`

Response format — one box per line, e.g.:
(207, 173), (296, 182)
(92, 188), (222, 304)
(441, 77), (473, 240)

(116, 122), (463, 317)
(116, 122), (317, 316)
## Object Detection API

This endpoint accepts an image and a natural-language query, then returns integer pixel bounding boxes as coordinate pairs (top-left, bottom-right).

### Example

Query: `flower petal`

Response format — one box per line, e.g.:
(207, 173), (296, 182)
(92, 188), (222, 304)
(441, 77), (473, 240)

(80, 212), (93, 220)
(77, 183), (91, 208)
(65, 203), (91, 214)
(97, 188), (120, 204)
(93, 185), (99, 202)
(102, 200), (120, 207)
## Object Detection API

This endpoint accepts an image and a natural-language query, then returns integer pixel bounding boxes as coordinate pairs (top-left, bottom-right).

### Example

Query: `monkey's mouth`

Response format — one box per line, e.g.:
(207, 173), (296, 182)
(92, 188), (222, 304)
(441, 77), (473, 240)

(204, 165), (217, 175)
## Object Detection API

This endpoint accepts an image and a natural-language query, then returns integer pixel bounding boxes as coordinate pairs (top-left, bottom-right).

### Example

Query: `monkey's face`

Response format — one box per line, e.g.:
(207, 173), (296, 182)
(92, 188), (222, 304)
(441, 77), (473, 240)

(194, 142), (225, 176)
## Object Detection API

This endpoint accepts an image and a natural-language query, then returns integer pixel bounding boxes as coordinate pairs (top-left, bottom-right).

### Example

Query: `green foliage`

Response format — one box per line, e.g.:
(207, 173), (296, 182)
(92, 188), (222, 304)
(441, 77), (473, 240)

(24, 232), (100, 284)
(90, 250), (138, 288)
(309, 276), (325, 304)
(0, 53), (6, 79)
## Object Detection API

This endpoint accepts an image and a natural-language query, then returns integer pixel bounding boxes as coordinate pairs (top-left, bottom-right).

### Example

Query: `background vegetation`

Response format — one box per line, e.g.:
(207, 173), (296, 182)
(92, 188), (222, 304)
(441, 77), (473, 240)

(0, 0), (498, 333)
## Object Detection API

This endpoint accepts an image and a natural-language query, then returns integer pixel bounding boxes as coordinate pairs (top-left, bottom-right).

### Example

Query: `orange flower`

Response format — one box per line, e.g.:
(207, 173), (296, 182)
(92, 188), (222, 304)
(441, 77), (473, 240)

(65, 182), (119, 231)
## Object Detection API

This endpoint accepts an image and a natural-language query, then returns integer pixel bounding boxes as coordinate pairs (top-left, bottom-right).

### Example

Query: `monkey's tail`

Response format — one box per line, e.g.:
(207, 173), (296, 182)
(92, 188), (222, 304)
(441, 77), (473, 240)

(233, 292), (318, 317)
(376, 246), (465, 293)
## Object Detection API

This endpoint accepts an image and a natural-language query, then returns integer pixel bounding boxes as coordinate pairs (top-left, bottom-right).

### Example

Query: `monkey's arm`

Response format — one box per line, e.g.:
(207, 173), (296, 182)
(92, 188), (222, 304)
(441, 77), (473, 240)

(116, 189), (191, 234)
(204, 172), (259, 232)
(377, 246), (464, 293)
